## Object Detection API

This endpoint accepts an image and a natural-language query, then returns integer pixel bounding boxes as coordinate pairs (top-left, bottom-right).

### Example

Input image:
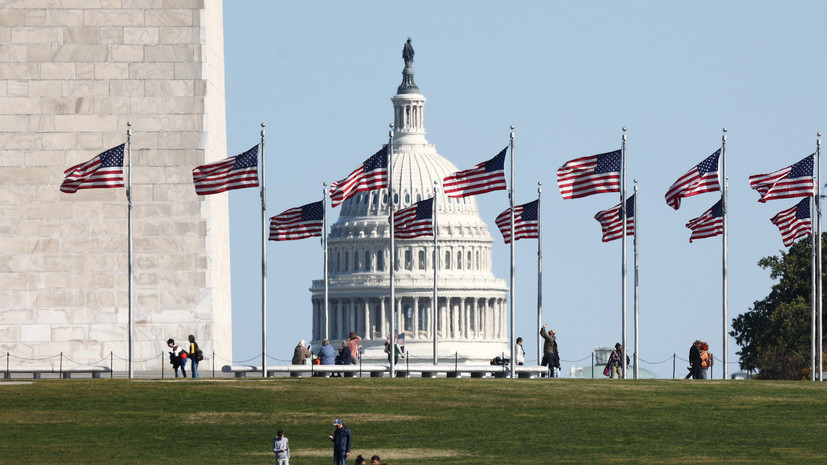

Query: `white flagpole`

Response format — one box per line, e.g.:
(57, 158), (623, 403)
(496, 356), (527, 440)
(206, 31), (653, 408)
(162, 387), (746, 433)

(126, 122), (133, 379)
(509, 126), (516, 379)
(260, 123), (267, 378)
(433, 181), (439, 365)
(621, 127), (628, 379)
(389, 125), (396, 378)
(537, 182), (543, 368)
(812, 191), (817, 381)
(817, 132), (822, 382)
(633, 183), (639, 380)
(722, 128), (729, 380)
(323, 183), (329, 342)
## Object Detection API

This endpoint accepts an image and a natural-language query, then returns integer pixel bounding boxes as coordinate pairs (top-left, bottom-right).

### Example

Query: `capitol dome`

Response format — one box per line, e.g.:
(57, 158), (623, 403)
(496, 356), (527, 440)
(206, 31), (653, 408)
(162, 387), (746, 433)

(309, 41), (508, 362)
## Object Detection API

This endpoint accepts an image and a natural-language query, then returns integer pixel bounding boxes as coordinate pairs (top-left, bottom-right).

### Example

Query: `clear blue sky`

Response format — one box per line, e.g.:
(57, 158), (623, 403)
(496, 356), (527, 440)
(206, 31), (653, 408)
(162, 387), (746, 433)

(222, 1), (827, 378)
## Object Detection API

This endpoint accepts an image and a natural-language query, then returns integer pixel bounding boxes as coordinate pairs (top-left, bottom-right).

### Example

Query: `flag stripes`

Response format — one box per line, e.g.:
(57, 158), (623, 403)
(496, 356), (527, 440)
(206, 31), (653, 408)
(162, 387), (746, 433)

(329, 146), (389, 208)
(443, 147), (508, 198)
(686, 199), (724, 243)
(269, 201), (324, 241)
(192, 145), (259, 195)
(495, 200), (540, 244)
(393, 198), (434, 239)
(594, 195), (636, 243)
(748, 153), (814, 203)
(60, 144), (125, 193)
(557, 150), (621, 199)
(664, 150), (721, 210)
(770, 197), (812, 247)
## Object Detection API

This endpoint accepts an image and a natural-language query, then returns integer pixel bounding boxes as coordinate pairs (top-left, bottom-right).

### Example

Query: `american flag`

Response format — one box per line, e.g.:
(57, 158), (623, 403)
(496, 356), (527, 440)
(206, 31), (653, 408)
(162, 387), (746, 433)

(770, 197), (812, 247)
(329, 146), (388, 208)
(664, 150), (721, 210)
(192, 145), (259, 195)
(557, 149), (621, 199)
(393, 198), (434, 239)
(443, 147), (507, 198)
(686, 199), (724, 243)
(495, 199), (539, 244)
(269, 201), (324, 241)
(60, 144), (125, 193)
(748, 153), (814, 203)
(594, 194), (635, 243)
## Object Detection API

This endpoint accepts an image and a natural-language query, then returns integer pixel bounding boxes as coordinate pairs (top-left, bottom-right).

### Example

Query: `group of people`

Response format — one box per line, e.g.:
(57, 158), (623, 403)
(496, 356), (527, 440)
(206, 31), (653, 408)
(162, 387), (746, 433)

(273, 420), (388, 465)
(166, 335), (202, 378)
(292, 332), (406, 369)
(292, 332), (365, 368)
(687, 340), (713, 379)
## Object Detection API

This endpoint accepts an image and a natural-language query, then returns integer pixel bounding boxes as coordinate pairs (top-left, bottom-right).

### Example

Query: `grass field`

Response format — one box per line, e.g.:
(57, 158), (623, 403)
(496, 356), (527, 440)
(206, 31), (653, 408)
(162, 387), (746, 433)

(1, 377), (826, 464)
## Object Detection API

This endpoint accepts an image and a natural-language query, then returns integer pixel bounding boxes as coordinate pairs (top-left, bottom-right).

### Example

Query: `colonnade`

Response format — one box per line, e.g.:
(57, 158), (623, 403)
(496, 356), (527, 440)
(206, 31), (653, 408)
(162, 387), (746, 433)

(311, 295), (507, 343)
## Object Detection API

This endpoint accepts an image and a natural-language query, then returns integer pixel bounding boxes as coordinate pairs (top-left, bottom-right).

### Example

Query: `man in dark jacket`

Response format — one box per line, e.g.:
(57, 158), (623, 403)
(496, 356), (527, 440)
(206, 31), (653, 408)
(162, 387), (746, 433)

(540, 324), (558, 377)
(687, 340), (702, 379)
(329, 418), (351, 465)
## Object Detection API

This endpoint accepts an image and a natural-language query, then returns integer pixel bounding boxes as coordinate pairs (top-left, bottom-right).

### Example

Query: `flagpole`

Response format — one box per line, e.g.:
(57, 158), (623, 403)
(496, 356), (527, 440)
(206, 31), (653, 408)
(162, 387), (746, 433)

(432, 180), (439, 365)
(389, 124), (396, 378)
(621, 127), (628, 379)
(537, 182), (543, 367)
(509, 126), (516, 379)
(817, 132), (822, 382)
(126, 122), (133, 379)
(722, 128), (729, 380)
(633, 181), (639, 380)
(260, 123), (267, 378)
(323, 183), (329, 342)
(812, 191), (817, 381)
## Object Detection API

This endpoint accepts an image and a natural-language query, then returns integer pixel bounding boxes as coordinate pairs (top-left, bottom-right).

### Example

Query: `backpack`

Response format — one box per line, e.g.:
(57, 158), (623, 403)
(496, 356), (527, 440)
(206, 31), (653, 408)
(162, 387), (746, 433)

(196, 349), (204, 362)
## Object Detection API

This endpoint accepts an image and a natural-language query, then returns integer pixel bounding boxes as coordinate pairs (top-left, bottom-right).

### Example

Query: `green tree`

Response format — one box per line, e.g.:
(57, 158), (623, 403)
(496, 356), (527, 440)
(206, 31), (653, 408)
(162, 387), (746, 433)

(730, 236), (824, 379)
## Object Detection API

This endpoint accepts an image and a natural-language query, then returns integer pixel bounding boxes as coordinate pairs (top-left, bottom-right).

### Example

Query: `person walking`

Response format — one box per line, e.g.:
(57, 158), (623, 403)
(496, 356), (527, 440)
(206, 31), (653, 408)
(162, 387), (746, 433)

(699, 341), (711, 379)
(187, 335), (200, 378)
(515, 337), (526, 366)
(329, 418), (351, 465)
(686, 340), (702, 380)
(609, 343), (628, 379)
(273, 429), (290, 465)
(167, 338), (187, 378)
(540, 324), (558, 377)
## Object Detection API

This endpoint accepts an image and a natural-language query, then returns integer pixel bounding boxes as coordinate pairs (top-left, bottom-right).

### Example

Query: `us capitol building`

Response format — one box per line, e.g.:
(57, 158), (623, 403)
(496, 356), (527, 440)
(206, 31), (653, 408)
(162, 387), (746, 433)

(309, 40), (509, 363)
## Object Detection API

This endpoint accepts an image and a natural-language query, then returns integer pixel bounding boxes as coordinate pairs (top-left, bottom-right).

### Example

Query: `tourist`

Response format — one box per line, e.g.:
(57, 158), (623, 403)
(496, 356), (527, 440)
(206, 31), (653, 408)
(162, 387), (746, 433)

(540, 324), (558, 377)
(699, 341), (711, 379)
(329, 418), (351, 465)
(353, 455), (366, 465)
(187, 334), (200, 378)
(515, 337), (526, 366)
(166, 338), (187, 378)
(336, 340), (352, 365)
(318, 339), (336, 365)
(292, 340), (312, 365)
(371, 455), (381, 465)
(686, 340), (702, 379)
(273, 429), (290, 465)
(609, 343), (628, 379)
(348, 332), (363, 365)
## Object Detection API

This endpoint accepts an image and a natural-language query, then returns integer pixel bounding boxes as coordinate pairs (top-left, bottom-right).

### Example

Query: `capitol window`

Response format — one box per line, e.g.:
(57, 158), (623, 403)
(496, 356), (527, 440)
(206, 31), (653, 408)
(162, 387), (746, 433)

(467, 251), (472, 269)
(376, 251), (384, 271)
(344, 252), (349, 271)
(404, 249), (412, 270)
(418, 250), (426, 270)
(365, 251), (372, 271)
(445, 251), (451, 269)
(456, 251), (462, 270)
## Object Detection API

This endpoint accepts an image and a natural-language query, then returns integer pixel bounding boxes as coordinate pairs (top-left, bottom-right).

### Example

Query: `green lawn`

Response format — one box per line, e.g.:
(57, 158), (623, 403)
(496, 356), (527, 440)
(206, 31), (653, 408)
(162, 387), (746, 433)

(1, 378), (826, 464)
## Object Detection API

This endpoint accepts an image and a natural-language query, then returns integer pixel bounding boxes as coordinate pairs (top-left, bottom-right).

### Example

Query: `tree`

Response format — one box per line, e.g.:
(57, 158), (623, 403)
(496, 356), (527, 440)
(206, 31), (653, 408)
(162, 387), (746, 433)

(730, 235), (825, 379)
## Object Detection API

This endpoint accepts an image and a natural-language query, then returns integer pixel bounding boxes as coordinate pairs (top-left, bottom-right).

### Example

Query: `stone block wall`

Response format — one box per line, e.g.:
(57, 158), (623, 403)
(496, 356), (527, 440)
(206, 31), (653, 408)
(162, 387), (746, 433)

(0, 0), (232, 371)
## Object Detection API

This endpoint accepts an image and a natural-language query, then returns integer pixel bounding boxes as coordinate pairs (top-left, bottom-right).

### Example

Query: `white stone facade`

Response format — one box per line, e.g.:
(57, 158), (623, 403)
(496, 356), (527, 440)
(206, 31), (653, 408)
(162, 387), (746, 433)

(310, 61), (509, 362)
(0, 0), (232, 370)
